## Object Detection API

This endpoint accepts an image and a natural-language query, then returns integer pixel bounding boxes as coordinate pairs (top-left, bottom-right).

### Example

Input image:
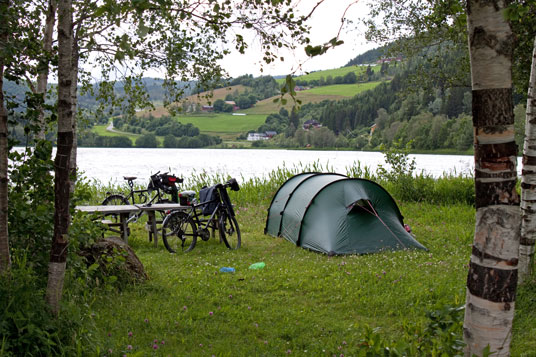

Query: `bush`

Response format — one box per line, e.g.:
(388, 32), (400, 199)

(0, 255), (98, 356)
(136, 133), (158, 148)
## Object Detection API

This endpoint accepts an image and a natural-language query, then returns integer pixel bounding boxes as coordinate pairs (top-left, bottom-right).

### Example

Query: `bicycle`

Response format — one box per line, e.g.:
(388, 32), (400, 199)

(102, 171), (182, 223)
(161, 178), (241, 253)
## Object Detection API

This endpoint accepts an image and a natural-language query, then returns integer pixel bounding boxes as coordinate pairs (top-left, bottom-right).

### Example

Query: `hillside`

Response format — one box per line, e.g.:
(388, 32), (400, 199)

(275, 65), (381, 84)
(138, 85), (248, 118)
(241, 81), (383, 115)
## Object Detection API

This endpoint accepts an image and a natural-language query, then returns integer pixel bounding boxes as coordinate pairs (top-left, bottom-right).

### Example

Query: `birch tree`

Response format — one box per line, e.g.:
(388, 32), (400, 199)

(35, 0), (56, 141)
(520, 36), (536, 281)
(45, 0), (72, 314)
(0, 0), (10, 273)
(463, 1), (520, 355)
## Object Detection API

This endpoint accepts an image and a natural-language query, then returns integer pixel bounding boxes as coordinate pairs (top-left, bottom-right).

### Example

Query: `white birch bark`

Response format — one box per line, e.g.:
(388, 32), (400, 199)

(519, 36), (536, 282)
(0, 0), (10, 273)
(464, 1), (520, 356)
(46, 0), (73, 315)
(35, 0), (57, 141)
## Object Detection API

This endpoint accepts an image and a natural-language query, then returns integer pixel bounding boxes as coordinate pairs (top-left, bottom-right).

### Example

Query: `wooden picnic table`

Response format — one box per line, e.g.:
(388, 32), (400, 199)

(75, 203), (188, 247)
(75, 205), (139, 243)
(137, 203), (186, 247)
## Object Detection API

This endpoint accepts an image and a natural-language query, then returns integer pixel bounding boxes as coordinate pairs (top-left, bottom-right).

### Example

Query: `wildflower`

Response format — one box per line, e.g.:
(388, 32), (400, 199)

(199, 343), (203, 347)
(209, 311), (213, 316)
(161, 340), (165, 345)
(153, 344), (158, 350)
(107, 332), (111, 337)
(154, 339), (158, 344)
(183, 306), (188, 311)
(127, 345), (133, 350)
(128, 331), (133, 337)
(108, 349), (113, 354)
(286, 349), (292, 354)
(144, 318), (149, 323)
(248, 306), (252, 310)
(229, 294), (233, 299)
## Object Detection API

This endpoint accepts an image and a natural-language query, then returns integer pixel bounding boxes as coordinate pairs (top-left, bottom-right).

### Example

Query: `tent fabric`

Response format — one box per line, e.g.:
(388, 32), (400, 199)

(265, 173), (426, 255)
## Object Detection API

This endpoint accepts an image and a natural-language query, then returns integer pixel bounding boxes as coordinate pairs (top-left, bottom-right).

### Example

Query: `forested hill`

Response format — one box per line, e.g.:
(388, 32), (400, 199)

(345, 47), (388, 66)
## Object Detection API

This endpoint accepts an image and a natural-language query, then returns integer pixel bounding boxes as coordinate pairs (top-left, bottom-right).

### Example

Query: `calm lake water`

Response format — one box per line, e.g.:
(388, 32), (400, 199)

(71, 147), (482, 185)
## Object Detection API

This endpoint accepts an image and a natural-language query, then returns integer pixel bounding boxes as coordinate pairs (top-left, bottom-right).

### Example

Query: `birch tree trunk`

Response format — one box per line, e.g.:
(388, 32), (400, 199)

(69, 40), (78, 192)
(520, 36), (536, 282)
(0, 0), (10, 273)
(35, 0), (57, 141)
(463, 1), (520, 356)
(46, 0), (73, 315)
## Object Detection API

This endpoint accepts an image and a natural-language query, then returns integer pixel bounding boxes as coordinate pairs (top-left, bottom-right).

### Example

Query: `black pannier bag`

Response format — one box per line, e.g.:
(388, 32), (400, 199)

(199, 185), (218, 216)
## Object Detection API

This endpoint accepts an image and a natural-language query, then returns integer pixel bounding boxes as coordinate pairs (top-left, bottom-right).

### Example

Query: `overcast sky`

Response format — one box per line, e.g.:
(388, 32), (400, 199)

(218, 0), (376, 78)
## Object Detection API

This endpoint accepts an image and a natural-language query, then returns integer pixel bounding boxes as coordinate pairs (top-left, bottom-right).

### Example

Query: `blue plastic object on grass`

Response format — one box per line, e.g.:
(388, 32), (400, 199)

(219, 267), (235, 273)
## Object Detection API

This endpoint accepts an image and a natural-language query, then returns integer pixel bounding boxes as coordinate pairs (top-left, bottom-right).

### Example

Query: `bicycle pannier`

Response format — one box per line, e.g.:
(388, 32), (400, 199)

(199, 186), (218, 216)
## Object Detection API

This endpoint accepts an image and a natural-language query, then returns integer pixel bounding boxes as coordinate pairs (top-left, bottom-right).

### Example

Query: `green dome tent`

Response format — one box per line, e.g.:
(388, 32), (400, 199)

(265, 173), (427, 255)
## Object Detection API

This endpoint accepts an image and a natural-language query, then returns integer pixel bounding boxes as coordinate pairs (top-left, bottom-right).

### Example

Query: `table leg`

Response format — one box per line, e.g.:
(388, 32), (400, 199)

(148, 211), (158, 248)
(120, 212), (129, 244)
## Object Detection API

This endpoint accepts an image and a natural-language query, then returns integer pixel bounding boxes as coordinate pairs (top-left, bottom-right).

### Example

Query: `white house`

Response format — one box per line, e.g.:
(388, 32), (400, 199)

(247, 133), (268, 141)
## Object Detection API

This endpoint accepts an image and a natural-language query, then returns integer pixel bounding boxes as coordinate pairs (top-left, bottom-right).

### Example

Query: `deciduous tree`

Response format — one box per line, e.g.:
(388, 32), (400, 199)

(520, 36), (536, 281)
(463, 1), (519, 355)
(45, 0), (73, 315)
(0, 0), (10, 273)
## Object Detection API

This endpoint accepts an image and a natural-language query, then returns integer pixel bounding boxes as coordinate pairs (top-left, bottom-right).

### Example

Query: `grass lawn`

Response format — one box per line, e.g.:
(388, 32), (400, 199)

(88, 187), (536, 355)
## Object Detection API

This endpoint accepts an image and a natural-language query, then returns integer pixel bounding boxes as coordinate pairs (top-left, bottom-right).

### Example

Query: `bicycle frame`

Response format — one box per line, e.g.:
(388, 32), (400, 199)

(175, 184), (233, 235)
(161, 178), (241, 253)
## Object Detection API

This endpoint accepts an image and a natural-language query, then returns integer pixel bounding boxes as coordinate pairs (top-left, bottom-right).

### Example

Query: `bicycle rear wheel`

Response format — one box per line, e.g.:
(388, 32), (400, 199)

(219, 212), (241, 249)
(162, 211), (197, 253)
(102, 194), (129, 223)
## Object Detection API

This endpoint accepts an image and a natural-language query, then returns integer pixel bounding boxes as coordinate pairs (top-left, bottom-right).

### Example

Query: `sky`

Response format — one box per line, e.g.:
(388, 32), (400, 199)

(218, 0), (376, 78)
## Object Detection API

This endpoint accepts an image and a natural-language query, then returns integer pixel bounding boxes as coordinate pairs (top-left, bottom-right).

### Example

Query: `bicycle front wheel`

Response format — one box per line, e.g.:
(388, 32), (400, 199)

(162, 211), (197, 253)
(219, 212), (241, 249)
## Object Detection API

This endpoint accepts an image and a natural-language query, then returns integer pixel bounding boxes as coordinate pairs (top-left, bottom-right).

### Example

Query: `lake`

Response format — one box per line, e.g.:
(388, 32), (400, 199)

(73, 147), (481, 185)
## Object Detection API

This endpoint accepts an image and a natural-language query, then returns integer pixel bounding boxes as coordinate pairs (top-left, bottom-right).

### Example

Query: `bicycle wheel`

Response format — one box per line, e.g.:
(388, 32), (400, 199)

(162, 211), (197, 253)
(102, 194), (129, 222)
(219, 212), (241, 249)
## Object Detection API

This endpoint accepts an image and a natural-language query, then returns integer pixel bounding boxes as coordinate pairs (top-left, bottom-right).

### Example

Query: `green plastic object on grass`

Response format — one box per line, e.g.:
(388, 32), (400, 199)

(249, 262), (265, 270)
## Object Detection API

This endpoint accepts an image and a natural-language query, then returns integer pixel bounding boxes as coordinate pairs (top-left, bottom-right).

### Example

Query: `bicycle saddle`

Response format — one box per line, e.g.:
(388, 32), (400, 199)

(123, 176), (137, 181)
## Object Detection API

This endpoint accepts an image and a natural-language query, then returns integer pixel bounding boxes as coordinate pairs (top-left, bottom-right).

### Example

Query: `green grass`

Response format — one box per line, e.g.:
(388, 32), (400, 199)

(91, 201), (472, 356)
(175, 113), (267, 133)
(92, 124), (138, 141)
(82, 164), (535, 356)
(303, 81), (383, 97)
(276, 65), (381, 84)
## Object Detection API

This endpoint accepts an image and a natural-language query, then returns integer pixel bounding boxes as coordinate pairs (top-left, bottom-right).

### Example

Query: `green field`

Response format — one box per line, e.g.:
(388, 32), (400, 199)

(303, 81), (383, 96)
(92, 124), (139, 141)
(276, 65), (381, 84)
(176, 113), (267, 133)
(91, 113), (267, 143)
